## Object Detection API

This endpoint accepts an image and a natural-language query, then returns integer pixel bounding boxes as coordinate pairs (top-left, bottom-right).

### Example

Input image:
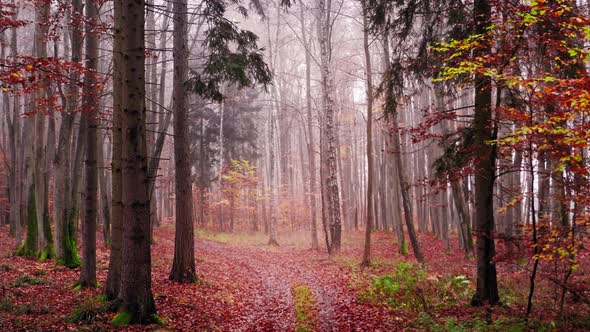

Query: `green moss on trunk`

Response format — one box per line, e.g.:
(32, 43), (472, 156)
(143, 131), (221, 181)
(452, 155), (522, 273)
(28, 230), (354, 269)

(39, 211), (55, 260)
(111, 310), (163, 326)
(58, 210), (81, 268)
(16, 190), (39, 258)
(111, 311), (132, 326)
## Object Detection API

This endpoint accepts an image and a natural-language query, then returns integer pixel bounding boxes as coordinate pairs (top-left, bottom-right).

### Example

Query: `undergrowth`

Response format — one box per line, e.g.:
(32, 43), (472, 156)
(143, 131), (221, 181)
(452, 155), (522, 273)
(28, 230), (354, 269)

(13, 274), (47, 287)
(358, 262), (472, 312)
(15, 303), (51, 315)
(69, 296), (113, 324)
(415, 313), (560, 331)
(0, 299), (51, 315)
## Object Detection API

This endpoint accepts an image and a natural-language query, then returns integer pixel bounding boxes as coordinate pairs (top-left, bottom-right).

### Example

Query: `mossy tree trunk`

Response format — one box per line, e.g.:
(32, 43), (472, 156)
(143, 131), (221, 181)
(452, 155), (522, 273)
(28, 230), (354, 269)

(17, 188), (38, 257)
(55, 0), (83, 268)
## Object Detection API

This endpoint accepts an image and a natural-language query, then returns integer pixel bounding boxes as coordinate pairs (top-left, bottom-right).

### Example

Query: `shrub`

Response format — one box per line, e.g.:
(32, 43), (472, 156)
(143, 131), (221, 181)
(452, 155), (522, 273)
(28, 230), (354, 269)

(69, 298), (111, 324)
(32, 269), (46, 277)
(0, 299), (14, 312)
(360, 262), (427, 310)
(13, 275), (47, 287)
(15, 303), (51, 315)
(360, 263), (473, 313)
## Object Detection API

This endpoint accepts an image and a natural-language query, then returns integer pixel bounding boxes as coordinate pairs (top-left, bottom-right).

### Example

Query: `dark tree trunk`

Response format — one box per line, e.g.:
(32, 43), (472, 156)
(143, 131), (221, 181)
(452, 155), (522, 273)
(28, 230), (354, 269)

(116, 0), (157, 323)
(361, 4), (374, 267)
(169, 0), (197, 284)
(471, 0), (500, 306)
(80, 0), (99, 288)
(105, 0), (124, 301)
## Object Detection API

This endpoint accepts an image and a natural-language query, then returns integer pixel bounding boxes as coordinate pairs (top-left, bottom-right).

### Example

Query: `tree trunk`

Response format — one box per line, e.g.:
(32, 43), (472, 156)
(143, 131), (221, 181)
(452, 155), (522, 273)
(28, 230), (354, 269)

(317, 0), (341, 254)
(169, 0), (197, 284)
(299, 2), (318, 250)
(8, 3), (21, 244)
(79, 0), (99, 288)
(105, 0), (124, 301)
(471, 0), (500, 306)
(382, 31), (423, 263)
(98, 133), (111, 246)
(361, 5), (374, 267)
(115, 0), (157, 323)
(55, 0), (82, 268)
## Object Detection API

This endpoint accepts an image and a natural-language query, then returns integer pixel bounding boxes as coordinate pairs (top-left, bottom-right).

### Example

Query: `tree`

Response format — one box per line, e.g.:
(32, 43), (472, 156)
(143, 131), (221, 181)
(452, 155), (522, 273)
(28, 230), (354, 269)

(470, 0), (499, 306)
(298, 0), (319, 250)
(55, 0), (83, 268)
(105, 0), (123, 301)
(169, 0), (197, 284)
(114, 0), (156, 323)
(361, 0), (374, 267)
(80, 0), (99, 288)
(316, 0), (342, 255)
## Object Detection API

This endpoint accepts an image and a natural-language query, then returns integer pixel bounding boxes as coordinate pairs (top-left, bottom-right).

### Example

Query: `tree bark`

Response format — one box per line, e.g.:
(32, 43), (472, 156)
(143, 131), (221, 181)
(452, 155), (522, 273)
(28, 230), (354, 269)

(317, 0), (341, 254)
(382, 31), (423, 263)
(169, 0), (197, 284)
(55, 0), (82, 268)
(116, 0), (157, 322)
(361, 4), (374, 267)
(471, 0), (500, 306)
(105, 0), (124, 300)
(80, 0), (99, 288)
(299, 1), (318, 250)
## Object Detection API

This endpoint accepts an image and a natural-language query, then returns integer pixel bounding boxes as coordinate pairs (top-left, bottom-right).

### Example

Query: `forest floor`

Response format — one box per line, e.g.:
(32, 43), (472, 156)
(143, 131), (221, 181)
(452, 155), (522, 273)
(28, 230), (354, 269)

(0, 221), (589, 331)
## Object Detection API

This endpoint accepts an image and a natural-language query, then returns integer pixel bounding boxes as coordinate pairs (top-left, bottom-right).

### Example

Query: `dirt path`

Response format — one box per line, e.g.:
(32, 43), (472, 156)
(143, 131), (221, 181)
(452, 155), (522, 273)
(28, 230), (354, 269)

(196, 239), (396, 331)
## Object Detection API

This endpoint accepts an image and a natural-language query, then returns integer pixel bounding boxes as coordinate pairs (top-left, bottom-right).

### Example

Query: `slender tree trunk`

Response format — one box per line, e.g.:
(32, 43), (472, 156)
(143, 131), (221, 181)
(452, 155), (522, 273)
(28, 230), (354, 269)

(105, 0), (124, 300)
(266, 15), (280, 246)
(98, 133), (111, 246)
(79, 0), (99, 288)
(55, 0), (82, 268)
(382, 31), (424, 263)
(8, 2), (21, 244)
(299, 2), (318, 250)
(33, 1), (51, 260)
(169, 0), (197, 284)
(317, 0), (341, 254)
(361, 5), (374, 267)
(146, 0), (159, 234)
(471, 0), (500, 306)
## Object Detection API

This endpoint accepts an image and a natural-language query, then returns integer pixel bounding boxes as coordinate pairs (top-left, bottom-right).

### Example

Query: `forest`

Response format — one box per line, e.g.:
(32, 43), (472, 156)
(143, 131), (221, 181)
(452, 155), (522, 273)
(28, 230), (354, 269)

(0, 0), (589, 330)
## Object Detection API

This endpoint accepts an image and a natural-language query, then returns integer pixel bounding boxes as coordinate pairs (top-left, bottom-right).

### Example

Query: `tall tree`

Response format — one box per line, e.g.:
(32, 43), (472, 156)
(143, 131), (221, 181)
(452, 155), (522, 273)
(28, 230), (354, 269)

(470, 0), (499, 306)
(382, 29), (425, 264)
(169, 0), (197, 284)
(55, 0), (82, 268)
(114, 0), (156, 323)
(80, 0), (99, 288)
(361, 1), (374, 267)
(105, 0), (123, 301)
(317, 0), (342, 254)
(299, 0), (318, 250)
